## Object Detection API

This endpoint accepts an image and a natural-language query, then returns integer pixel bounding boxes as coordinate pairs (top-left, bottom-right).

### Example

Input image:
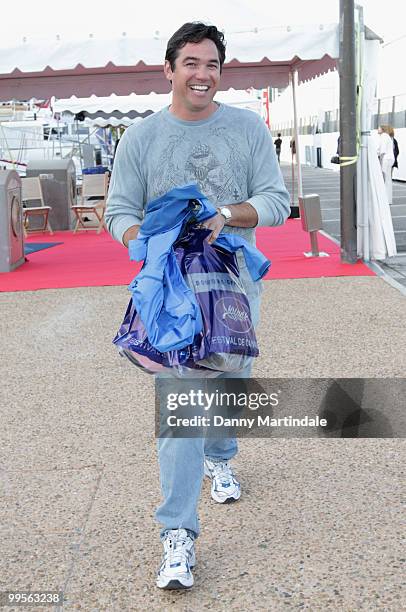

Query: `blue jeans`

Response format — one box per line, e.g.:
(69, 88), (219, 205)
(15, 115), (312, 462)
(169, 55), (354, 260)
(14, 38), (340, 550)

(155, 291), (260, 539)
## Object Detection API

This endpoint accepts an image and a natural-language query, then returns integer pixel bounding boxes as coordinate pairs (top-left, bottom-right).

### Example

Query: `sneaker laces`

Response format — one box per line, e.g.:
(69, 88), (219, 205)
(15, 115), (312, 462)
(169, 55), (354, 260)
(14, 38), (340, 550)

(211, 461), (235, 486)
(164, 530), (191, 567)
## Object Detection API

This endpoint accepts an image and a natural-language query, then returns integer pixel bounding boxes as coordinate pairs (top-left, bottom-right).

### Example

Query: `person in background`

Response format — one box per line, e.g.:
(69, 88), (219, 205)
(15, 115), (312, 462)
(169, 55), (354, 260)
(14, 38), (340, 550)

(388, 125), (399, 177)
(290, 137), (296, 161)
(274, 132), (282, 163)
(377, 125), (395, 205)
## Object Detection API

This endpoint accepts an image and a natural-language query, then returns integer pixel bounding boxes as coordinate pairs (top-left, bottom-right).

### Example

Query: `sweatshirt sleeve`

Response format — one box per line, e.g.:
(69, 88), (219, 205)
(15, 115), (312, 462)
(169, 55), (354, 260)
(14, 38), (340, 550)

(246, 117), (291, 227)
(105, 126), (146, 245)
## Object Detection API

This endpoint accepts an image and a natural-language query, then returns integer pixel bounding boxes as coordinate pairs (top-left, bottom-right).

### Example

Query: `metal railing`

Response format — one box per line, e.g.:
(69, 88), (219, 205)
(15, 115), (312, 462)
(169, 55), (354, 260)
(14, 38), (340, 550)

(271, 93), (406, 135)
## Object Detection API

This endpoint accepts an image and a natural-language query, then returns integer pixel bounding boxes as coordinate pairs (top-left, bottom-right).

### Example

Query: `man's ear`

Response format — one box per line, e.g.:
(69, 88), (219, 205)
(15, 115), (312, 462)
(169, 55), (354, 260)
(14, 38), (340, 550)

(164, 60), (173, 84)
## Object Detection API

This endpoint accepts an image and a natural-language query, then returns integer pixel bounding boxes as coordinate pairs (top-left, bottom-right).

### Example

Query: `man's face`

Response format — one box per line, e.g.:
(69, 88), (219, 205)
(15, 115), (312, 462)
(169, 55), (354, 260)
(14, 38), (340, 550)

(164, 38), (221, 120)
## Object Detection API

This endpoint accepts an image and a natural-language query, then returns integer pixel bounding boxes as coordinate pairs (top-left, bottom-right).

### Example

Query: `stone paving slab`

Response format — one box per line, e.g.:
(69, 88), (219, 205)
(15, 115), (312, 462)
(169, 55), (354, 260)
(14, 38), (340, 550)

(0, 465), (101, 537)
(1, 533), (76, 592)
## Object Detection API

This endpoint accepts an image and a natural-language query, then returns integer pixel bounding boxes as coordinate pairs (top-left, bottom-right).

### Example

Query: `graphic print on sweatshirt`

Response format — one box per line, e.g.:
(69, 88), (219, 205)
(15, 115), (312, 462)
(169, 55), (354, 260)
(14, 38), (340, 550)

(150, 127), (248, 204)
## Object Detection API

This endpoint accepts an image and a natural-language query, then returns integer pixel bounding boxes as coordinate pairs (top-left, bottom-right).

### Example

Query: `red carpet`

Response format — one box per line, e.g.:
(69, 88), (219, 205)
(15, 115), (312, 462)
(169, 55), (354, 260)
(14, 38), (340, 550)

(0, 222), (374, 292)
(258, 220), (375, 280)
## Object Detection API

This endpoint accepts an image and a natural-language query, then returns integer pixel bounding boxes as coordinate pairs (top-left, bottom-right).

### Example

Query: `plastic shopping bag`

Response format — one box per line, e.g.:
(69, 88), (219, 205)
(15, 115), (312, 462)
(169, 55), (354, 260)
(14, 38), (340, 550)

(113, 227), (259, 376)
(176, 227), (259, 371)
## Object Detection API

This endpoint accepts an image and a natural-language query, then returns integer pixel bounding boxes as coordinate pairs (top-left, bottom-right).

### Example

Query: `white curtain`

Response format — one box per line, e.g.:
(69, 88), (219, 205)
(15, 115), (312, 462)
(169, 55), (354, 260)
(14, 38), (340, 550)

(357, 38), (397, 260)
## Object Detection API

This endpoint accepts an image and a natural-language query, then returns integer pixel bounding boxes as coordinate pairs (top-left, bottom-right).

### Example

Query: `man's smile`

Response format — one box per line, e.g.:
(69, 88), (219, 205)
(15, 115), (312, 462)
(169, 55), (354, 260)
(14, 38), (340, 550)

(189, 84), (210, 92)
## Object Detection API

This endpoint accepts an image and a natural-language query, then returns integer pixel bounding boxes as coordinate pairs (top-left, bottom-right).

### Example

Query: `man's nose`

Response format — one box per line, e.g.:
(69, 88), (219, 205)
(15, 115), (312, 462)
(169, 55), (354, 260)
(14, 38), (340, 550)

(194, 65), (210, 80)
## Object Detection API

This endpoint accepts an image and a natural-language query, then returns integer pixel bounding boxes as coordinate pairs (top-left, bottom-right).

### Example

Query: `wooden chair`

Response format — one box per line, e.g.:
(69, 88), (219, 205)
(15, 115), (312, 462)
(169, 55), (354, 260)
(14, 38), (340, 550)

(21, 177), (53, 236)
(71, 172), (109, 233)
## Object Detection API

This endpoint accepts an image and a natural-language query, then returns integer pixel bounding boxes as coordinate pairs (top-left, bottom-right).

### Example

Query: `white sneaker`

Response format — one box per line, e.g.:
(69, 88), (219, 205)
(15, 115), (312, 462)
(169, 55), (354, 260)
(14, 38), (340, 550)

(156, 528), (196, 589)
(204, 457), (241, 503)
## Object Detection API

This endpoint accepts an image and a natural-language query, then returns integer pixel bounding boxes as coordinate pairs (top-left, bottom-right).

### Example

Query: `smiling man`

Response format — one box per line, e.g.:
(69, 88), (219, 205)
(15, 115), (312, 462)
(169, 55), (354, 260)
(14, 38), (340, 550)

(105, 22), (290, 590)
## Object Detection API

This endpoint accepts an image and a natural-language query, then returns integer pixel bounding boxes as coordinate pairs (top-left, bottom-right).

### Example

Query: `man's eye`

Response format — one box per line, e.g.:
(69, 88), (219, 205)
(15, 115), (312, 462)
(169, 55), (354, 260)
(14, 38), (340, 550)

(186, 63), (196, 67)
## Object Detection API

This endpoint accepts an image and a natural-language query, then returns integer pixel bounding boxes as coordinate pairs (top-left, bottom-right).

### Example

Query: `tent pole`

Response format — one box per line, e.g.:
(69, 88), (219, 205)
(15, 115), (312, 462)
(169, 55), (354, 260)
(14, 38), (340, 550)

(290, 69), (303, 202)
(75, 119), (83, 171)
(339, 0), (358, 262)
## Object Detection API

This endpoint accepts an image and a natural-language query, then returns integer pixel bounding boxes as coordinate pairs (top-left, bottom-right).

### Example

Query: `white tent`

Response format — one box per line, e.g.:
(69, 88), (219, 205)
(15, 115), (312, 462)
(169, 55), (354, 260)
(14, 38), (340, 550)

(84, 116), (143, 129)
(0, 24), (338, 100)
(54, 90), (263, 120)
(0, 17), (394, 260)
(0, 21), (339, 212)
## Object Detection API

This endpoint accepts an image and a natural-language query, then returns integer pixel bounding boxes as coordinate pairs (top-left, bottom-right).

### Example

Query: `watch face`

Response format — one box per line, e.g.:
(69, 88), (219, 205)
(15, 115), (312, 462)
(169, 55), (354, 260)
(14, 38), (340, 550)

(10, 195), (21, 237)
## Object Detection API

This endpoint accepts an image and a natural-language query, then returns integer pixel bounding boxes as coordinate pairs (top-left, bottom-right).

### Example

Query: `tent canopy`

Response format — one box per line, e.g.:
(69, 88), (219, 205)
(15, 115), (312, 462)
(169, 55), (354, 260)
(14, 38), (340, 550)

(84, 116), (143, 129)
(53, 89), (263, 120)
(0, 24), (339, 100)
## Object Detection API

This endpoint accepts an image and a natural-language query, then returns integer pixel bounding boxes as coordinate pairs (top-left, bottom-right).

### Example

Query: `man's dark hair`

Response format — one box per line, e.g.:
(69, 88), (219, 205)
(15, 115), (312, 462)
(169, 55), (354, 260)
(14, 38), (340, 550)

(165, 22), (226, 72)
(277, 133), (281, 137)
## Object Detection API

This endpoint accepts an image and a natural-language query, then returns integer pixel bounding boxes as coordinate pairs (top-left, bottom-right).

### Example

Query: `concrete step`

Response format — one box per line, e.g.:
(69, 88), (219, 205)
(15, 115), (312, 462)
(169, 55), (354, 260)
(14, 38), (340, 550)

(390, 204), (406, 215)
(391, 217), (406, 231)
(394, 230), (406, 250)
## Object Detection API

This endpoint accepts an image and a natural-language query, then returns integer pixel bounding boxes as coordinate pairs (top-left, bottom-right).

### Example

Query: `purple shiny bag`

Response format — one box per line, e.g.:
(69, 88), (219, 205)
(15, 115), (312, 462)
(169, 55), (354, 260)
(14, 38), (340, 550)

(114, 228), (259, 376)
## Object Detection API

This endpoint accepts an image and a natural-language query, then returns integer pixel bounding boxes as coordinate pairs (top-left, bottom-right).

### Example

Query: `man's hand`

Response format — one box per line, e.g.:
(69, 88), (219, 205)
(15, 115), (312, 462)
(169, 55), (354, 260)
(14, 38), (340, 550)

(201, 213), (226, 244)
(123, 224), (140, 248)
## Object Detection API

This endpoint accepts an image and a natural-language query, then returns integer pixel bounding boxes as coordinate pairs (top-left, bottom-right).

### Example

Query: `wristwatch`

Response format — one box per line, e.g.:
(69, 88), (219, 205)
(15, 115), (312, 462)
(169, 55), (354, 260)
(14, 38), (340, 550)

(218, 206), (232, 223)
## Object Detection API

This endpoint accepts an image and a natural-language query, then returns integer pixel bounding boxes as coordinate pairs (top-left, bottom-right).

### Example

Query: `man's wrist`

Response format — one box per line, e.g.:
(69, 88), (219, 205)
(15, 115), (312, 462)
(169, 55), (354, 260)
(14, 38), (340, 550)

(218, 206), (232, 225)
(122, 225), (140, 247)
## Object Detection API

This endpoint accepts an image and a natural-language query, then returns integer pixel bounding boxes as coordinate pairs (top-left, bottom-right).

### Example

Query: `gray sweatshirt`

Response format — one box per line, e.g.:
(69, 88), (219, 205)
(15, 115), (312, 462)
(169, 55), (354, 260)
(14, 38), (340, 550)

(105, 103), (290, 248)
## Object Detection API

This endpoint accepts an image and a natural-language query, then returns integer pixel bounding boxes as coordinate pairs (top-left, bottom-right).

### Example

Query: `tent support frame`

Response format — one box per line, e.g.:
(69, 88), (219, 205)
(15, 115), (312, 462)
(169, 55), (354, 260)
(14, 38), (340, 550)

(290, 69), (304, 206)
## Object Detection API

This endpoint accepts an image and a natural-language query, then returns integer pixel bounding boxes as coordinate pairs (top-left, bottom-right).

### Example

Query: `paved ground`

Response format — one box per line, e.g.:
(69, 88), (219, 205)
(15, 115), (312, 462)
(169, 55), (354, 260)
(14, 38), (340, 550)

(281, 163), (406, 290)
(1, 276), (405, 610)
